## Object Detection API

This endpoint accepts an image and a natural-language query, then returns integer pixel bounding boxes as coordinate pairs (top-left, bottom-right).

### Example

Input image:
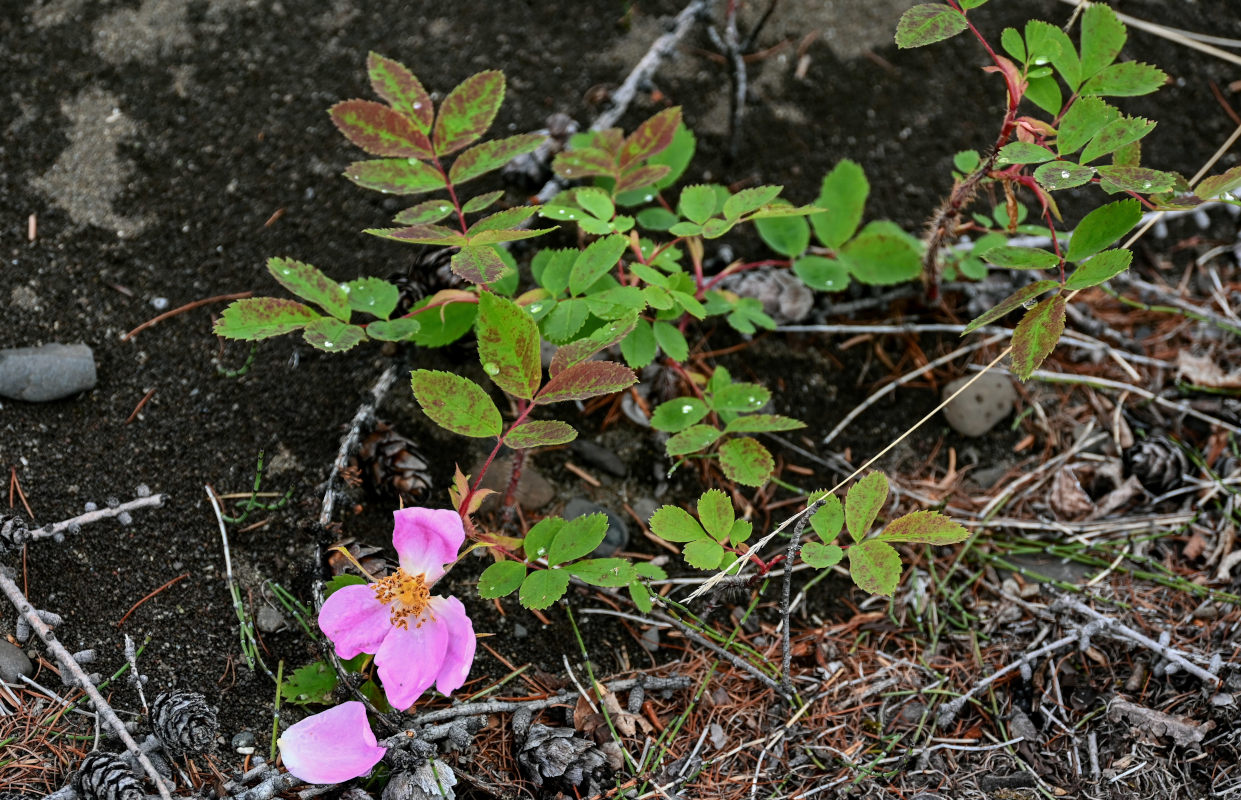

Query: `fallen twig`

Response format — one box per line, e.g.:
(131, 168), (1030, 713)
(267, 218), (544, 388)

(320, 365), (398, 527)
(27, 491), (166, 542)
(121, 291), (253, 341)
(651, 606), (787, 696)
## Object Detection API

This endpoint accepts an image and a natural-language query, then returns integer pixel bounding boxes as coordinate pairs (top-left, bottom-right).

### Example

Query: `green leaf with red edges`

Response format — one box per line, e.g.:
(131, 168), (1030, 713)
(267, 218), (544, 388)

(367, 52), (433, 132)
(505, 420), (578, 449)
(410, 369), (503, 438)
(367, 224), (467, 246)
(879, 510), (970, 544)
(718, 437), (774, 487)
(1064, 248), (1132, 290)
(330, 99), (432, 158)
(519, 569), (570, 610)
(344, 158), (445, 195)
(619, 107), (682, 167)
(1196, 165), (1241, 201)
(895, 4), (967, 48)
(535, 361), (636, 404)
(432, 70), (505, 157)
(616, 164), (670, 195)
(848, 540), (902, 596)
(449, 246), (507, 284)
(214, 298), (320, 340)
(468, 206), (541, 234)
(1094, 166), (1176, 194)
(549, 313), (638, 376)
(845, 471), (888, 542)
(962, 279), (1060, 333)
(666, 425), (723, 457)
(450, 133), (544, 184)
(469, 228), (555, 246)
(266, 258), (349, 321)
(1011, 293), (1066, 380)
(393, 199), (455, 225)
(476, 292), (541, 399)
(552, 147), (616, 181)
(302, 318), (365, 352)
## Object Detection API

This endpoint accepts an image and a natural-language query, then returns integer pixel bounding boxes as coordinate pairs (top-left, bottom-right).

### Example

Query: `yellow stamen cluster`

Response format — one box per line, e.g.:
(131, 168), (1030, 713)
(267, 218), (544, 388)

(372, 568), (432, 630)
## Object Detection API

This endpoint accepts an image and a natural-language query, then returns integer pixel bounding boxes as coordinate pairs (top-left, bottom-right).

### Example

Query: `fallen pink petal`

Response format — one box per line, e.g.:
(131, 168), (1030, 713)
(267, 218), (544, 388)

(277, 701), (385, 784)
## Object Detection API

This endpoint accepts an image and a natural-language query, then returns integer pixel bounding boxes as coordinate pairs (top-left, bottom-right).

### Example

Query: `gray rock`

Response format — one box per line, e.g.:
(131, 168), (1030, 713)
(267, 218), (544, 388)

(231, 730), (256, 755)
(941, 373), (1016, 437)
(563, 498), (629, 556)
(255, 605), (286, 633)
(571, 439), (626, 478)
(0, 639), (33, 682)
(0, 343), (96, 402)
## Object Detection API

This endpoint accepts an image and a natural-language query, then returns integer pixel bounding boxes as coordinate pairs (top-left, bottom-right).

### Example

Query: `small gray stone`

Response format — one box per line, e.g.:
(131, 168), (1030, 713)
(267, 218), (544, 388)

(640, 627), (660, 652)
(571, 439), (626, 478)
(255, 605), (286, 633)
(231, 730), (256, 755)
(513, 623), (528, 639)
(563, 498), (629, 556)
(0, 343), (96, 402)
(0, 639), (34, 682)
(941, 373), (1016, 437)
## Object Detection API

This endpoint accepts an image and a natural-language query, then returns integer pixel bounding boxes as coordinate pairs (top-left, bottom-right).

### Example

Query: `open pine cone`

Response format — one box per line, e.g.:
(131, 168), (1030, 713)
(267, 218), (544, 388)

(1124, 436), (1189, 495)
(356, 422), (433, 501)
(517, 723), (622, 798)
(73, 752), (142, 800)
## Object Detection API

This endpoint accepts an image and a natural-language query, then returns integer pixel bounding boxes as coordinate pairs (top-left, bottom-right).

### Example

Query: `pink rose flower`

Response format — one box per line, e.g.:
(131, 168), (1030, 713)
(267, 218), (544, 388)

(319, 507), (476, 710)
(277, 701), (385, 784)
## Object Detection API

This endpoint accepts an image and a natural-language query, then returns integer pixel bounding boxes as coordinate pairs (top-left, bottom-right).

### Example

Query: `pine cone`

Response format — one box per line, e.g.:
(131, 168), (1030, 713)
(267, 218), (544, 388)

(151, 691), (218, 756)
(1124, 436), (1189, 495)
(0, 513), (30, 555)
(356, 422), (433, 501)
(517, 724), (621, 798)
(388, 247), (463, 316)
(73, 752), (143, 800)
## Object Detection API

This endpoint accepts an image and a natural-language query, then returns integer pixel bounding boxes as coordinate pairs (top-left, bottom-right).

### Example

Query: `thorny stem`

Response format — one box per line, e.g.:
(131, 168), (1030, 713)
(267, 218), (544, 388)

(780, 497), (825, 696)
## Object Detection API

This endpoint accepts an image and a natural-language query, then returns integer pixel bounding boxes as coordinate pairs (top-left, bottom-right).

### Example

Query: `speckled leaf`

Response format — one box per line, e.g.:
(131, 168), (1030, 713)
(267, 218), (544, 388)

(449, 133), (543, 184)
(343, 277), (399, 319)
(1033, 161), (1096, 192)
(801, 542), (844, 569)
(571, 559), (637, 587)
(879, 510), (970, 544)
(476, 292), (540, 399)
(616, 164), (670, 195)
(810, 494), (844, 542)
(848, 540), (902, 596)
(619, 107), (682, 167)
(302, 318), (365, 352)
(519, 569), (570, 610)
(433, 70), (505, 156)
(410, 369), (502, 438)
(477, 561), (525, 599)
(1080, 117), (1156, 164)
(845, 472), (888, 543)
(962, 279), (1059, 333)
(450, 245), (507, 284)
(367, 223), (466, 246)
(330, 99), (432, 158)
(1056, 97), (1119, 157)
(1094, 165), (1176, 194)
(345, 158), (445, 195)
(1011, 293), (1066, 380)
(718, 437), (774, 487)
(1080, 62), (1167, 97)
(462, 190), (504, 214)
(506, 420), (577, 450)
(366, 317), (421, 341)
(367, 52), (433, 132)
(552, 147), (616, 181)
(1066, 199), (1140, 262)
(549, 513), (609, 565)
(895, 4), (967, 48)
(649, 505), (708, 543)
(1065, 248), (1132, 290)
(549, 314), (637, 376)
(722, 186), (783, 221)
(1197, 165), (1241, 200)
(536, 361), (636, 404)
(666, 425), (723, 457)
(393, 199), (456, 225)
(213, 298), (319, 340)
(723, 414), (806, 434)
(683, 539), (725, 570)
(267, 257), (349, 320)
(1079, 3), (1126, 81)
(697, 489), (734, 543)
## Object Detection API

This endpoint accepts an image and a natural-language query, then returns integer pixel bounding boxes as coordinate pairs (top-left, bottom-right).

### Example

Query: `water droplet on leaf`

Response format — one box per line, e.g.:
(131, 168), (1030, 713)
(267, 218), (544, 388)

(484, 362), (500, 375)
(1060, 171), (1071, 179)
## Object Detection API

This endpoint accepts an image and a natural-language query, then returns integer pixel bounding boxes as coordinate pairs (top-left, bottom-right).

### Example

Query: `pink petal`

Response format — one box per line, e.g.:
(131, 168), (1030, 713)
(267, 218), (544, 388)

(392, 507), (465, 582)
(375, 613), (449, 710)
(277, 701), (385, 784)
(429, 596), (475, 696)
(318, 583), (391, 660)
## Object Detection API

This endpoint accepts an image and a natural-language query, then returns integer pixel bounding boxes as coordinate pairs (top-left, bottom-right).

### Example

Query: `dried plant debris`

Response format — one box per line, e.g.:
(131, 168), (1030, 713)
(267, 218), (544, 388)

(0, 513), (31, 554)
(150, 691), (219, 756)
(516, 723), (622, 798)
(73, 752), (143, 800)
(1124, 435), (1189, 495)
(355, 422), (433, 501)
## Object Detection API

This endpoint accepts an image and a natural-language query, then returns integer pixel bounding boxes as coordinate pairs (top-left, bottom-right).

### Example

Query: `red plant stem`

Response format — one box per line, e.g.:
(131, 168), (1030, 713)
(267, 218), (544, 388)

(463, 398), (537, 521)
(432, 158), (469, 234)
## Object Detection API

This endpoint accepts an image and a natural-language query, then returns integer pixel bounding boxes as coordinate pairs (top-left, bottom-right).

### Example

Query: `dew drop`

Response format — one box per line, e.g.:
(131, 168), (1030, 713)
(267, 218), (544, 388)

(484, 362), (500, 375)
(680, 403), (695, 414)
(413, 102), (423, 110)
(1143, 181), (1152, 189)
(644, 195), (653, 202)
(529, 303), (543, 314)
(324, 341), (334, 347)
(1060, 170), (1071, 179)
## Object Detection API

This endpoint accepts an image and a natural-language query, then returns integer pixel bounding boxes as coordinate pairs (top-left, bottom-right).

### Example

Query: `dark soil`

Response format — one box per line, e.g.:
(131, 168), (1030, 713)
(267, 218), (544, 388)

(3, 0), (1240, 796)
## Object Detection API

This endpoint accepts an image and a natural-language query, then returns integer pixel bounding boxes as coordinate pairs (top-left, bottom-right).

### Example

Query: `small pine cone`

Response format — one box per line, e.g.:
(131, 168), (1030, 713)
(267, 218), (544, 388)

(517, 724), (621, 798)
(1124, 436), (1189, 495)
(357, 422), (433, 501)
(151, 690), (218, 756)
(73, 751), (143, 800)
(0, 513), (31, 555)
(388, 247), (463, 315)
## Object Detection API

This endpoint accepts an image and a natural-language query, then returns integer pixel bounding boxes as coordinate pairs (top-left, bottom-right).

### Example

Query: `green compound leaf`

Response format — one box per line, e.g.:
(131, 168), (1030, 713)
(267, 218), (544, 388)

(666, 424), (724, 457)
(523, 517), (563, 561)
(462, 190), (505, 214)
(1196, 165), (1241, 200)
(653, 321), (688, 362)
(962, 280), (1060, 333)
(1079, 117), (1156, 164)
(679, 184), (718, 225)
(718, 437), (774, 487)
(794, 255), (851, 292)
(683, 539), (725, 570)
(845, 471), (889, 543)
(1064, 248), (1132, 290)
(619, 107), (682, 167)
(649, 505), (708, 543)
(1066, 198), (1140, 262)
(477, 560), (526, 599)
(537, 360), (637, 404)
(810, 159), (868, 249)
(980, 246), (1060, 270)
(367, 52), (433, 131)
(330, 99), (433, 159)
(995, 142), (1056, 165)
(895, 4), (968, 49)
(570, 234), (629, 296)
(213, 298), (319, 340)
(1011, 293), (1066, 381)
(879, 510), (970, 544)
(302, 318), (365, 352)
(650, 397), (710, 432)
(450, 133), (544, 184)
(267, 257), (349, 321)
(549, 313), (638, 376)
(476, 292), (540, 400)
(570, 558), (638, 587)
(697, 489), (734, 543)
(366, 317), (421, 341)
(801, 541), (844, 569)
(519, 569), (570, 610)
(505, 420), (578, 449)
(548, 513), (609, 565)
(410, 369), (502, 438)
(1080, 62), (1167, 97)
(1033, 161), (1096, 192)
(811, 494), (844, 542)
(711, 382), (771, 413)
(394, 199), (456, 225)
(840, 221), (922, 285)
(432, 70), (505, 157)
(849, 539), (902, 596)
(281, 660), (338, 705)
(343, 277), (399, 319)
(1094, 165), (1177, 195)
(1056, 97), (1119, 157)
(345, 158), (445, 195)
(620, 319), (657, 368)
(723, 186), (783, 221)
(450, 245), (507, 286)
(1079, 4), (1125, 80)
(755, 211), (811, 257)
(723, 414), (806, 434)
(629, 580), (653, 613)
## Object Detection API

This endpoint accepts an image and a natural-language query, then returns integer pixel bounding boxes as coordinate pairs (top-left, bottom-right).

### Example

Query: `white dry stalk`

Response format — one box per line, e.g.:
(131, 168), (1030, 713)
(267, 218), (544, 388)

(29, 493), (167, 541)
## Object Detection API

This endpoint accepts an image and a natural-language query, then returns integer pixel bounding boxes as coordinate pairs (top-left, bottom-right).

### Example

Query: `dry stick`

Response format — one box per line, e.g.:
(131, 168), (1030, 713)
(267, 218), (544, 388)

(319, 365), (398, 528)
(408, 675), (691, 725)
(650, 606), (787, 696)
(936, 633), (1077, 727)
(120, 291), (252, 341)
(28, 493), (166, 541)
(707, 2), (747, 159)
(780, 498), (825, 696)
(0, 569), (174, 800)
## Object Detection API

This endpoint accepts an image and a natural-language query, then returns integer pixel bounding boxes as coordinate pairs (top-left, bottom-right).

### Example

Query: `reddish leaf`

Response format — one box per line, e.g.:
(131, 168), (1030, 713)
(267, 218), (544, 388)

(330, 99), (432, 159)
(549, 315), (638, 376)
(848, 540), (902, 596)
(476, 292), (541, 400)
(1011, 293), (1066, 380)
(450, 133), (545, 184)
(367, 223), (466, 246)
(393, 199), (456, 225)
(367, 52), (433, 132)
(410, 369), (502, 438)
(619, 107), (682, 168)
(1197, 165), (1241, 200)
(450, 246), (507, 284)
(213, 298), (319, 340)
(962, 280), (1060, 334)
(535, 361), (637, 405)
(505, 420), (578, 449)
(344, 158), (445, 195)
(616, 164), (671, 195)
(552, 147), (616, 181)
(432, 70), (505, 157)
(879, 510), (970, 544)
(266, 257), (349, 321)
(467, 206), (540, 233)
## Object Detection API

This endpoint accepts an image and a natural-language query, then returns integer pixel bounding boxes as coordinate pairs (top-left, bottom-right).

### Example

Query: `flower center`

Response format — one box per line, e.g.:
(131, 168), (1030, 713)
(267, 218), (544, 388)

(372, 568), (433, 630)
